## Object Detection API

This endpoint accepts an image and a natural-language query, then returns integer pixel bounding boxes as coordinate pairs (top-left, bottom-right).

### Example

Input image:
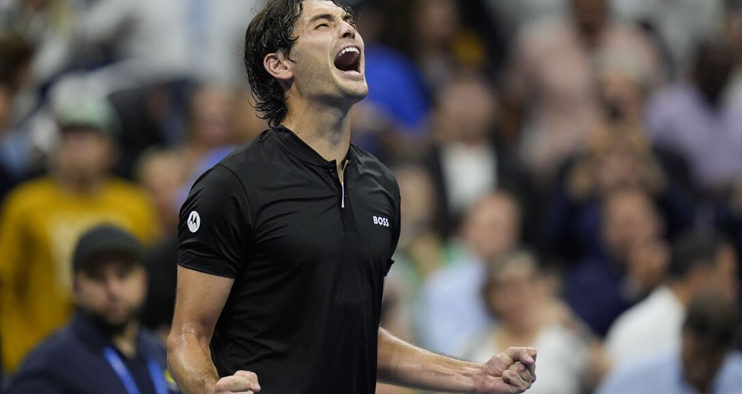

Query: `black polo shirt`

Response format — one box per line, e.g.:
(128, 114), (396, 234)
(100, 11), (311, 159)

(177, 126), (401, 394)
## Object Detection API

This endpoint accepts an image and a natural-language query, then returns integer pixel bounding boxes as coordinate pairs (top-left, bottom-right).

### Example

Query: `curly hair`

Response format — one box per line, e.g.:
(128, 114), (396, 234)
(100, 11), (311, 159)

(244, 0), (355, 127)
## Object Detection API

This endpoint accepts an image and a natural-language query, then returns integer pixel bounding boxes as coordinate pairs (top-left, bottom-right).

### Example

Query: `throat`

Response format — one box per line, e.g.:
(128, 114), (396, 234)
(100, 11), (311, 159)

(111, 322), (139, 359)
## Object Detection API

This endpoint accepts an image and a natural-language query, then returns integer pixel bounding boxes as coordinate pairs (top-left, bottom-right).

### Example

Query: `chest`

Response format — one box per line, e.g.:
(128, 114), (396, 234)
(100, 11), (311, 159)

(247, 166), (397, 272)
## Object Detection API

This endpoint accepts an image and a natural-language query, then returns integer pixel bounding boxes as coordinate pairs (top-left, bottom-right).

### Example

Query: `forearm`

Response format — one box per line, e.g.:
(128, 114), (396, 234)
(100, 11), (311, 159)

(167, 329), (220, 394)
(377, 327), (483, 393)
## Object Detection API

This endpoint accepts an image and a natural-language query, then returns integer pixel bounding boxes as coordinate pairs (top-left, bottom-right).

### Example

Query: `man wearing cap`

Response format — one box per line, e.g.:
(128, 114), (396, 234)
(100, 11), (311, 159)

(0, 97), (158, 374)
(6, 224), (179, 394)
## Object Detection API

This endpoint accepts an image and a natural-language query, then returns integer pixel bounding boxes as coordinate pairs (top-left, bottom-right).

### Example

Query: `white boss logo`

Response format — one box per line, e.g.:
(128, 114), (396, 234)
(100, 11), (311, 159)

(373, 216), (390, 228)
(187, 211), (201, 233)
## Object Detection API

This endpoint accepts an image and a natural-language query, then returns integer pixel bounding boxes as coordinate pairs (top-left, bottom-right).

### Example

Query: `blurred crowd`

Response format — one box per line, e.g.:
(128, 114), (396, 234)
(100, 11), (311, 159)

(0, 0), (741, 393)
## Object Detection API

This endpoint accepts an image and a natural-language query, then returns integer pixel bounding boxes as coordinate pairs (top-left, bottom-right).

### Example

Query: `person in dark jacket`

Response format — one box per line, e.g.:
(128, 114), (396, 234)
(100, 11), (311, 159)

(6, 224), (180, 394)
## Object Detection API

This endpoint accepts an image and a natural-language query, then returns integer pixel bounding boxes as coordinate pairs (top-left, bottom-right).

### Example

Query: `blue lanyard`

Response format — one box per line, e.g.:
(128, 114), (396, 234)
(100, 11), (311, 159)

(103, 347), (169, 394)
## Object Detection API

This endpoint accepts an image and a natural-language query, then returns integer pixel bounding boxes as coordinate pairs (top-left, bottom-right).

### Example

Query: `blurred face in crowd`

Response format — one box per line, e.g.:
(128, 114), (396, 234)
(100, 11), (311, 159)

(602, 188), (661, 260)
(598, 67), (645, 125)
(137, 151), (187, 233)
(74, 257), (148, 333)
(572, 0), (607, 44)
(413, 0), (459, 50)
(484, 255), (542, 327)
(52, 128), (114, 186)
(462, 193), (520, 262)
(693, 41), (734, 106)
(189, 85), (237, 150)
(694, 244), (740, 302)
(436, 76), (498, 144)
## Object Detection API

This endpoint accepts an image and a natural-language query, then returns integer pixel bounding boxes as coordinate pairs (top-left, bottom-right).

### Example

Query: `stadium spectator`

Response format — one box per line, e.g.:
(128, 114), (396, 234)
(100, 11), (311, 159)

(605, 232), (739, 369)
(506, 0), (662, 184)
(423, 73), (534, 238)
(542, 124), (691, 263)
(0, 96), (158, 374)
(6, 224), (180, 393)
(0, 32), (34, 199)
(565, 186), (669, 337)
(610, 0), (726, 77)
(460, 250), (601, 394)
(420, 191), (522, 354)
(646, 39), (742, 196)
(597, 292), (742, 394)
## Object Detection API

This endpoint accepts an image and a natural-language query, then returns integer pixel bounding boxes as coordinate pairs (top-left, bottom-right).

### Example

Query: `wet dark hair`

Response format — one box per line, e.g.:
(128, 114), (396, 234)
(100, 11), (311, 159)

(244, 0), (355, 127)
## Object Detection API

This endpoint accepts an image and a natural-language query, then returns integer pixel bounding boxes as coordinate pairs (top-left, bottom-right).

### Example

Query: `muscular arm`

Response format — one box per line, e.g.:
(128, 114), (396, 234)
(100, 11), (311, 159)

(377, 328), (536, 393)
(166, 266), (233, 394)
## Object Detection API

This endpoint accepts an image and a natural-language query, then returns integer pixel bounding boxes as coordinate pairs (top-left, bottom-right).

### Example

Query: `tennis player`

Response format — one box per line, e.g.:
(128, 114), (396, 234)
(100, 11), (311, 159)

(167, 1), (537, 393)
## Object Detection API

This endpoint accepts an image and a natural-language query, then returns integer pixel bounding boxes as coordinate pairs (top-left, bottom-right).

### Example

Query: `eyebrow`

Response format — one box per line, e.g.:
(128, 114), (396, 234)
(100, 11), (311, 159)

(307, 12), (354, 25)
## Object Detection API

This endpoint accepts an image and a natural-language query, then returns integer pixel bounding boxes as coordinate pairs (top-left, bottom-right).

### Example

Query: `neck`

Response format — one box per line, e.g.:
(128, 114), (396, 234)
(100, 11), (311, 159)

(282, 99), (352, 165)
(112, 321), (140, 359)
(667, 281), (692, 307)
(53, 170), (105, 195)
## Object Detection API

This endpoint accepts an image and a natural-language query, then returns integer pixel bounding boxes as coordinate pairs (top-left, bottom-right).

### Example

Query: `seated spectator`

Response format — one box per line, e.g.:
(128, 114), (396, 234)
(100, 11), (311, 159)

(420, 191), (522, 354)
(506, 0), (662, 184)
(0, 32), (35, 198)
(610, 0), (725, 77)
(566, 186), (669, 337)
(646, 39), (742, 197)
(0, 96), (158, 374)
(6, 225), (180, 393)
(460, 250), (600, 394)
(543, 123), (692, 262)
(597, 293), (742, 394)
(424, 73), (534, 238)
(605, 232), (739, 369)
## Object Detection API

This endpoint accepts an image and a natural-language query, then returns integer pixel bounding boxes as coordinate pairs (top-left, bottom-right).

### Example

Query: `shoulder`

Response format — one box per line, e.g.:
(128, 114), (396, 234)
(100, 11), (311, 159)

(597, 351), (675, 394)
(104, 177), (152, 202)
(350, 145), (398, 191)
(218, 130), (278, 174)
(1, 177), (56, 211)
(12, 327), (76, 377)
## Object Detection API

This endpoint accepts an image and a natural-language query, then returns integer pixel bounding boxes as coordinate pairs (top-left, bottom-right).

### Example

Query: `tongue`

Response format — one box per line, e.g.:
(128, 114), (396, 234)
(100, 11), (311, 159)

(334, 51), (359, 72)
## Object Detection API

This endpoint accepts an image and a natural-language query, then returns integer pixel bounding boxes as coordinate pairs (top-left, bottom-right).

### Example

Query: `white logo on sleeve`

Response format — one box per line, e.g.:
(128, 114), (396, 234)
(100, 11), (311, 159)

(187, 211), (201, 233)
(373, 216), (390, 228)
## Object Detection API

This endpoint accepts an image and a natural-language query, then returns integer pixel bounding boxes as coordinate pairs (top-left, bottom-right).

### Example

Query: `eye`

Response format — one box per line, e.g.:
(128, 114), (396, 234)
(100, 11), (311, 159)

(315, 23), (330, 30)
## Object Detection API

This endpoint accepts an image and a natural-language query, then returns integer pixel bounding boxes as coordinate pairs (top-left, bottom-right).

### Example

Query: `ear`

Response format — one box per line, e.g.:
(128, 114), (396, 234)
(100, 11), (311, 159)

(264, 52), (294, 86)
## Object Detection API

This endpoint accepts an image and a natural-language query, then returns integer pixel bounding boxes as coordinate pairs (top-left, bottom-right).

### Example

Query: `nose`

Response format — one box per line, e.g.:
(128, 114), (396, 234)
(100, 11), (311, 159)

(340, 20), (356, 39)
(103, 274), (125, 299)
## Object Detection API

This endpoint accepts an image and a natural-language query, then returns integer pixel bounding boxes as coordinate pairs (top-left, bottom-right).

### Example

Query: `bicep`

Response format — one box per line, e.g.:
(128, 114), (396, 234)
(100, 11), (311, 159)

(171, 266), (234, 340)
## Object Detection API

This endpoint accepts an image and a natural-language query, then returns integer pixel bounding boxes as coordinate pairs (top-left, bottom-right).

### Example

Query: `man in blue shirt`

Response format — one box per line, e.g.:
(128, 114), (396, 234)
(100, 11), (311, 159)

(597, 292), (742, 394)
(6, 225), (179, 394)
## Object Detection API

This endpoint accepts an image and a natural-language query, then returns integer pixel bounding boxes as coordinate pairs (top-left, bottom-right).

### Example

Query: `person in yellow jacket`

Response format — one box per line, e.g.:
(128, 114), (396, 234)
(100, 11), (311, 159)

(0, 97), (159, 374)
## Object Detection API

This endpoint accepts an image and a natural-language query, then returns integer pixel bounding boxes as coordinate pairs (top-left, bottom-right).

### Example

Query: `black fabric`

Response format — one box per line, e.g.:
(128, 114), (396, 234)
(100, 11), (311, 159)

(178, 126), (401, 394)
(141, 236), (178, 331)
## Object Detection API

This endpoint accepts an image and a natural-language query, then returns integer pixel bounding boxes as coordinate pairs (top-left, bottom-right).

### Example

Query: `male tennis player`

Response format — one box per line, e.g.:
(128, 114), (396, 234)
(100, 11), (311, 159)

(167, 1), (537, 393)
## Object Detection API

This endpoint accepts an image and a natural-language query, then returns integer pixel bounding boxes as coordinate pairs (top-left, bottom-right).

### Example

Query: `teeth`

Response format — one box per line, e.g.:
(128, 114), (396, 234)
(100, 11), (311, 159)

(338, 47), (360, 57)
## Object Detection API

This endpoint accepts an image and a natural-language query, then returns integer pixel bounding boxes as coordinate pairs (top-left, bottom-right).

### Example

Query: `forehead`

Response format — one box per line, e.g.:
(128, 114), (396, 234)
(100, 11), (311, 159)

(298, 0), (347, 23)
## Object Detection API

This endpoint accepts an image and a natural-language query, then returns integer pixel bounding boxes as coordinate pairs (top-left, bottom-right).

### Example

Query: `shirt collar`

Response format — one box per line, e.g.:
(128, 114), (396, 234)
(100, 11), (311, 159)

(270, 126), (354, 167)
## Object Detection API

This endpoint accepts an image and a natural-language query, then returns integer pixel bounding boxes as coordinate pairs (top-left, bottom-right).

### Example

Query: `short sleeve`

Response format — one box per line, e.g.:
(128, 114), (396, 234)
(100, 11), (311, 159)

(178, 164), (252, 278)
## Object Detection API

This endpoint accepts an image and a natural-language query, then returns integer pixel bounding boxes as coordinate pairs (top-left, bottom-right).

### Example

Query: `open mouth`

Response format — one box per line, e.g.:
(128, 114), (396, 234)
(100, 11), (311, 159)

(334, 46), (361, 73)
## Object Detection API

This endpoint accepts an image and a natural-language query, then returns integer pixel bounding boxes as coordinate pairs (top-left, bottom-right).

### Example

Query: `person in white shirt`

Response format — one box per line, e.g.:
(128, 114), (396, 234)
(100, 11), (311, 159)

(604, 232), (739, 369)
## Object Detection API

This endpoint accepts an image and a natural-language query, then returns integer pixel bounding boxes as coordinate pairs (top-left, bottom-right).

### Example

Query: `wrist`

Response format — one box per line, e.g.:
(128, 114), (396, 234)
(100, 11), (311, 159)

(459, 362), (487, 393)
